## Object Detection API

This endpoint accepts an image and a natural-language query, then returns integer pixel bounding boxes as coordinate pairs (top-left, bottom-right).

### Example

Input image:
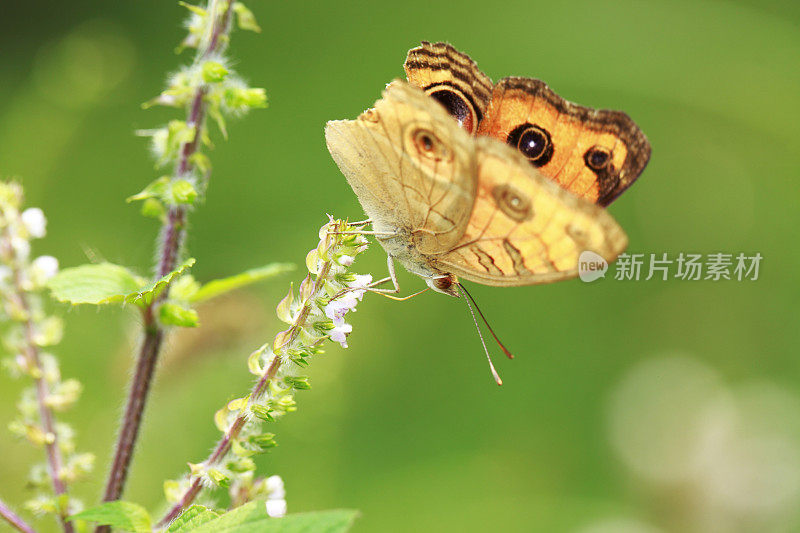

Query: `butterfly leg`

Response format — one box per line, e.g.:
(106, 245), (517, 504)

(333, 256), (428, 302)
(348, 218), (372, 227)
(328, 221), (396, 237)
(361, 255), (401, 294)
(361, 256), (430, 301)
(328, 230), (397, 237)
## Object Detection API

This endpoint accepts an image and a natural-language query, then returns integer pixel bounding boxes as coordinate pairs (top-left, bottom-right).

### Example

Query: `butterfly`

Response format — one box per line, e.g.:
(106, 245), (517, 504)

(324, 44), (650, 382)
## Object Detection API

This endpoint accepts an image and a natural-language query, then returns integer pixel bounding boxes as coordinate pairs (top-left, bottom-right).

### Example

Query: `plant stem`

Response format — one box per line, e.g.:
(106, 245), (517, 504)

(99, 0), (235, 513)
(156, 356), (279, 527)
(0, 497), (35, 533)
(0, 229), (74, 533)
(99, 306), (164, 505)
(157, 263), (332, 527)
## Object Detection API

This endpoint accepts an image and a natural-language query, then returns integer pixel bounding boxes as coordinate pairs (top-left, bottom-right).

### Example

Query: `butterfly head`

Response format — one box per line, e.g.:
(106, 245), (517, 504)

(426, 274), (459, 297)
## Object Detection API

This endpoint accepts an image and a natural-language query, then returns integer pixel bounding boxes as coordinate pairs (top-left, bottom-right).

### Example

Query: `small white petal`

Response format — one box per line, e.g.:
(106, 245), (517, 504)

(265, 499), (287, 518)
(347, 274), (373, 300)
(329, 322), (353, 348)
(349, 274), (373, 288)
(21, 208), (47, 238)
(324, 295), (359, 323)
(32, 256), (59, 281)
(337, 254), (355, 266)
(266, 475), (285, 498)
(11, 237), (30, 261)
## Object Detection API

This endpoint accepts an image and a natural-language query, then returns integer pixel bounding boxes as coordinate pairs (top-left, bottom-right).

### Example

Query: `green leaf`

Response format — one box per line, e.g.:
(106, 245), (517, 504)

(68, 501), (152, 533)
(190, 504), (358, 533)
(191, 263), (294, 303)
(128, 176), (170, 203)
(159, 302), (199, 327)
(131, 258), (196, 307)
(47, 263), (146, 305)
(47, 259), (195, 308)
(129, 177), (197, 206)
(168, 505), (220, 533)
(170, 274), (202, 301)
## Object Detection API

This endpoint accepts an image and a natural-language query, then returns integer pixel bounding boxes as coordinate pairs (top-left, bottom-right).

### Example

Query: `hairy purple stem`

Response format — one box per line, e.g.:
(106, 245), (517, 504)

(98, 0), (236, 524)
(0, 498), (35, 533)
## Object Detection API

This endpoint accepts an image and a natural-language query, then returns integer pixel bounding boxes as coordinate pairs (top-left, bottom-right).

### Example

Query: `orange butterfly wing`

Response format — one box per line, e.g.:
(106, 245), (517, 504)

(404, 43), (651, 206)
(477, 77), (651, 206)
(404, 41), (493, 134)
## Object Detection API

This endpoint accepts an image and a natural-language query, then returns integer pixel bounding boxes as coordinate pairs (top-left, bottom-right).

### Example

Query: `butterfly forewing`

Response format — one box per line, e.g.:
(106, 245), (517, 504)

(325, 80), (477, 254)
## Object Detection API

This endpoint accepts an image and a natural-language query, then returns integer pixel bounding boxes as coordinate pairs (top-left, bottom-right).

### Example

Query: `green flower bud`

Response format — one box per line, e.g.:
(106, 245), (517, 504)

(249, 403), (274, 422)
(202, 61), (229, 83)
(284, 376), (311, 390)
(140, 198), (166, 219)
(224, 86), (267, 110)
(170, 179), (198, 205)
(233, 3), (262, 32)
(207, 468), (231, 488)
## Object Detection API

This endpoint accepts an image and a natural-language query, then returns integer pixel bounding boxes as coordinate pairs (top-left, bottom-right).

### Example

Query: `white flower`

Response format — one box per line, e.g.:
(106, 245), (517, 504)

(324, 294), (359, 325)
(266, 475), (285, 499)
(21, 208), (47, 238)
(32, 255), (59, 282)
(347, 273), (372, 300)
(265, 498), (287, 518)
(329, 322), (353, 348)
(11, 237), (30, 261)
(336, 253), (355, 266)
(265, 475), (286, 517)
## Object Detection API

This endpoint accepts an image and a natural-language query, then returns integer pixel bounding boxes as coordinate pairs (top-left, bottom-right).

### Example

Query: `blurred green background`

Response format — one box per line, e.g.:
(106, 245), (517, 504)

(1, 0), (799, 531)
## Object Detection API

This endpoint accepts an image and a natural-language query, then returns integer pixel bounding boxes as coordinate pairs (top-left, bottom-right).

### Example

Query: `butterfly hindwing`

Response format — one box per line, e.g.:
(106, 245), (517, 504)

(404, 43), (651, 206)
(477, 77), (651, 206)
(432, 135), (628, 286)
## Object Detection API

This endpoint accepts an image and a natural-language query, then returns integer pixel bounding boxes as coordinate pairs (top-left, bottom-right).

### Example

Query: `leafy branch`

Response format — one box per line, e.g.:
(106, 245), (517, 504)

(41, 0), (269, 515)
(101, 0), (265, 506)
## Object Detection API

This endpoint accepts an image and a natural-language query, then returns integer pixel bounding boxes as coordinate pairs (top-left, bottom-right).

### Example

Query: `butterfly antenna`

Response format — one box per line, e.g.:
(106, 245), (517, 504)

(458, 283), (514, 359)
(458, 283), (503, 386)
